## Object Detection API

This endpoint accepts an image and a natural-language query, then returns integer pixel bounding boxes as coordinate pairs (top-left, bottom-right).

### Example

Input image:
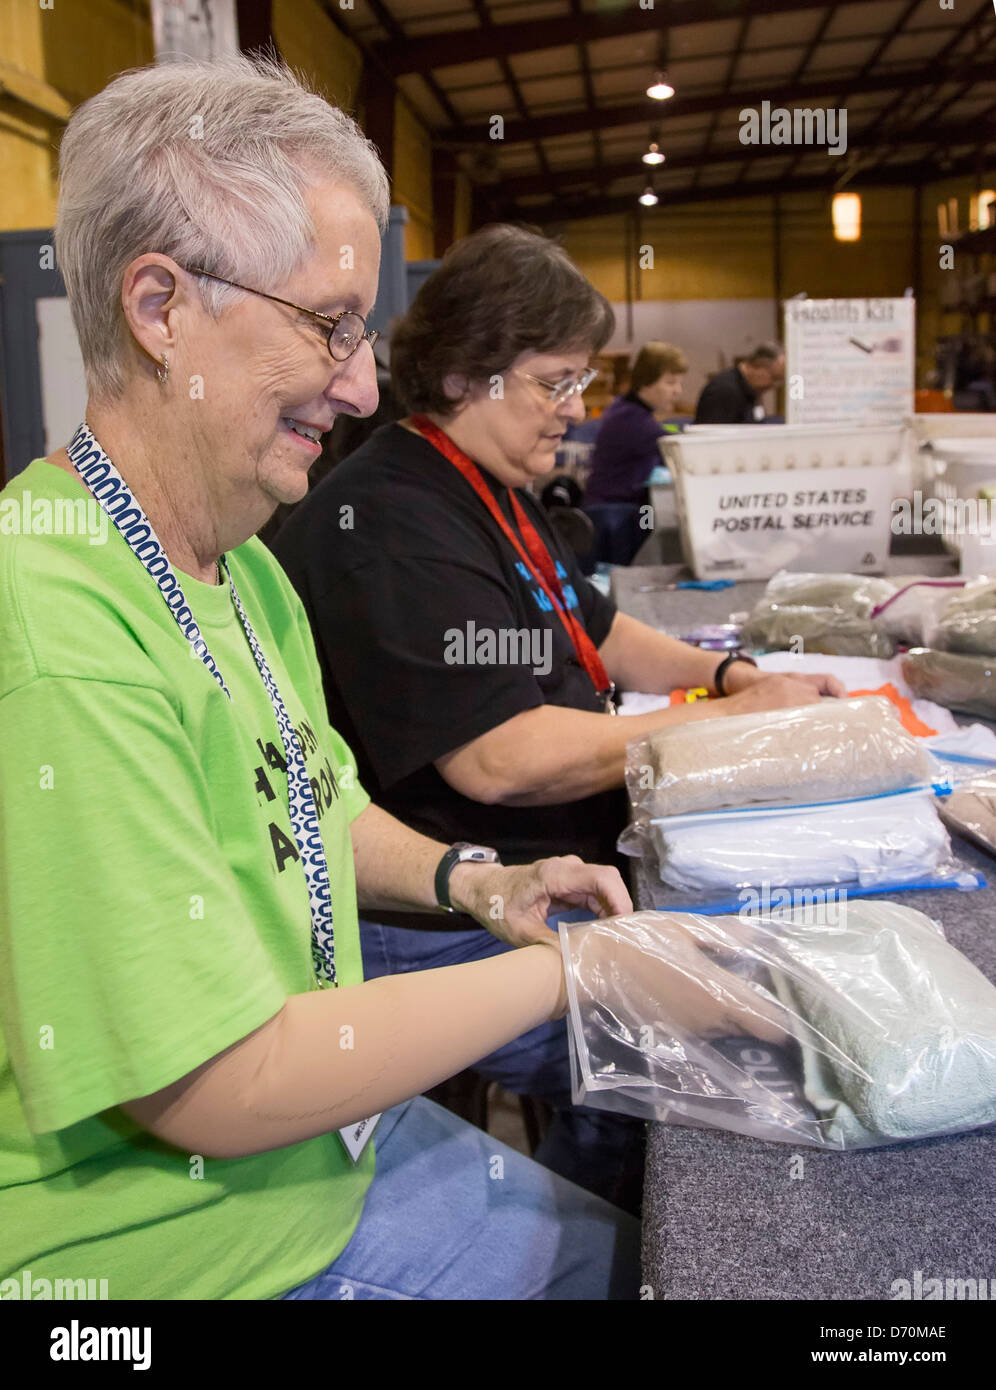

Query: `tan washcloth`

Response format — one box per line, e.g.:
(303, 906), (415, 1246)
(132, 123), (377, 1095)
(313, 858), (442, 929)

(940, 773), (996, 858)
(638, 695), (931, 819)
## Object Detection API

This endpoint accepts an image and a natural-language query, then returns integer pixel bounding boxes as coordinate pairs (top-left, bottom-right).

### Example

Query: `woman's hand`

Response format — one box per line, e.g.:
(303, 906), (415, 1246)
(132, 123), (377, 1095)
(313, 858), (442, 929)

(720, 668), (846, 715)
(449, 855), (633, 948)
(570, 914), (789, 1042)
(723, 662), (846, 700)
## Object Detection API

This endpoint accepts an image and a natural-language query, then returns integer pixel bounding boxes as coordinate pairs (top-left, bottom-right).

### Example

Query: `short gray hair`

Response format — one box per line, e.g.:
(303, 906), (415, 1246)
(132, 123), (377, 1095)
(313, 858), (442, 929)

(55, 55), (390, 400)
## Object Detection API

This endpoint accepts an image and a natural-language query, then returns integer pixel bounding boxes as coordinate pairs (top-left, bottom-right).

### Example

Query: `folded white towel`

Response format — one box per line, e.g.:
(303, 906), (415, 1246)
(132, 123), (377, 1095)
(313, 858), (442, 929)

(651, 791), (950, 894)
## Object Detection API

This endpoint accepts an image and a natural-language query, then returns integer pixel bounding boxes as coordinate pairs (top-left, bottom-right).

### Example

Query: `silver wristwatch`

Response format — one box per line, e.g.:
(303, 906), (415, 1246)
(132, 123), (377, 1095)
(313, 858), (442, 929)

(435, 842), (501, 912)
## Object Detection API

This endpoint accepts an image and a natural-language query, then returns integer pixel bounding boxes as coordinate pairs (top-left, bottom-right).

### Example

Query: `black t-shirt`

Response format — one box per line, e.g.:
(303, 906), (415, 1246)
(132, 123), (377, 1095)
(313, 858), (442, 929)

(270, 421), (628, 930)
(694, 365), (762, 424)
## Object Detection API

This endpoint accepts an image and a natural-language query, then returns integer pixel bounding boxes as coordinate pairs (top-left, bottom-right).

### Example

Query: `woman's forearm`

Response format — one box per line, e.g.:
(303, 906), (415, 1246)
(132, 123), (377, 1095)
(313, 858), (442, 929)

(349, 802), (450, 912)
(122, 941), (567, 1159)
(599, 611), (729, 694)
(436, 698), (723, 807)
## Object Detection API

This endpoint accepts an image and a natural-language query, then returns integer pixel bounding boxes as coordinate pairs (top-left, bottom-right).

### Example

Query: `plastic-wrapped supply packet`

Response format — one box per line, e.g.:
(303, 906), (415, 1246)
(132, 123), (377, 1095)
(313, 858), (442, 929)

(623, 696), (931, 831)
(647, 788), (957, 897)
(740, 570), (898, 657)
(939, 772), (996, 858)
(931, 574), (996, 655)
(903, 648), (996, 719)
(559, 904), (996, 1149)
(869, 577), (966, 648)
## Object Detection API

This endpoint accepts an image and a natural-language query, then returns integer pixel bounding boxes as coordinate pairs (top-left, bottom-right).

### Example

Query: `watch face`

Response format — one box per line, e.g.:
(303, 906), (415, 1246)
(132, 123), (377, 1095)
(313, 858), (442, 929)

(454, 844), (499, 862)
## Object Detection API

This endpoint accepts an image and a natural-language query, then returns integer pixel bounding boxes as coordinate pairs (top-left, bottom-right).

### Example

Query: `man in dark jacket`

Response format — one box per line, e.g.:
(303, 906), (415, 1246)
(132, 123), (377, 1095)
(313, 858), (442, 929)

(695, 341), (785, 424)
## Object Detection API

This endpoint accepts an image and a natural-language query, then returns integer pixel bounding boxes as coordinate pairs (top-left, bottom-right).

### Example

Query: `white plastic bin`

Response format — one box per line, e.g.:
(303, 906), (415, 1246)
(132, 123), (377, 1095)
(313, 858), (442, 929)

(906, 415), (996, 498)
(659, 424), (904, 580)
(923, 437), (996, 573)
(907, 413), (996, 444)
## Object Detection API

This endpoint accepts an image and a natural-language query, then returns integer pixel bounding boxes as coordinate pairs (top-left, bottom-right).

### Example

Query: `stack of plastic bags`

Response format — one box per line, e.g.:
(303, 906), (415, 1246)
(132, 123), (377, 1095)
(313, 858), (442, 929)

(621, 696), (974, 906)
(932, 575), (996, 654)
(739, 572), (898, 658)
(735, 570), (996, 720)
(739, 570), (970, 657)
(559, 903), (996, 1149)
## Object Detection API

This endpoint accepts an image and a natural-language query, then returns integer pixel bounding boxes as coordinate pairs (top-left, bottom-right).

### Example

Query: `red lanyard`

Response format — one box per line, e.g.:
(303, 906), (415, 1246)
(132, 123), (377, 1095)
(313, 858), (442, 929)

(410, 414), (616, 711)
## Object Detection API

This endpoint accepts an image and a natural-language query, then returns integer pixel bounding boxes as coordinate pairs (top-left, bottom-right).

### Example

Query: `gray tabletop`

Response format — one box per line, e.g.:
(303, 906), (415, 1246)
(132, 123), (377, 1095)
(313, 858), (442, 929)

(613, 561), (996, 1301)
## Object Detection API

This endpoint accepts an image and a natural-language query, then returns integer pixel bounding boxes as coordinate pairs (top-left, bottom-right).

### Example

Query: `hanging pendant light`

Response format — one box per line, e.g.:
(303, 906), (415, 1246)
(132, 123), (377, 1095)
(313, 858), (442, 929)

(642, 141), (666, 165)
(647, 72), (675, 101)
(832, 192), (861, 242)
(647, 33), (675, 101)
(639, 185), (659, 206)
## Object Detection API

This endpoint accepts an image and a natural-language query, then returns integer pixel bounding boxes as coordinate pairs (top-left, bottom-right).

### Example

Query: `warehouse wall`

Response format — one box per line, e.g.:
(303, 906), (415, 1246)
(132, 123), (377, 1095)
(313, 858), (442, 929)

(0, 0), (456, 264)
(272, 0), (362, 112)
(393, 101), (435, 261)
(563, 188), (917, 305)
(563, 175), (994, 390)
(0, 0), (152, 229)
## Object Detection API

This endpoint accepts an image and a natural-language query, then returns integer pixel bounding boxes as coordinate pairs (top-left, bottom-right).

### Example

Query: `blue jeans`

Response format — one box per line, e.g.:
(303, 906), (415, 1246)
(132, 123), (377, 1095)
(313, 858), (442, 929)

(281, 1095), (641, 1300)
(357, 917), (647, 1215)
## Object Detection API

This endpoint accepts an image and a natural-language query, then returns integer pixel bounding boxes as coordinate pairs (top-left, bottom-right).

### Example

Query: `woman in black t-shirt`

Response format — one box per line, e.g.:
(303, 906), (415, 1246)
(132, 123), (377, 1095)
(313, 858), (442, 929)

(271, 225), (842, 1213)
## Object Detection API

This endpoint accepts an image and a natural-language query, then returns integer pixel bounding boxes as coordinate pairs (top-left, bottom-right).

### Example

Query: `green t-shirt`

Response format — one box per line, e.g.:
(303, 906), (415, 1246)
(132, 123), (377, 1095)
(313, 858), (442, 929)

(0, 459), (373, 1300)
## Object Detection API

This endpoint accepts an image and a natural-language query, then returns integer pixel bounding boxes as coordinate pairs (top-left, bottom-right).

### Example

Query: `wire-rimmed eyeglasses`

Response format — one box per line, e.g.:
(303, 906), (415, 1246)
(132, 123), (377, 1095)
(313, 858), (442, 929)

(514, 366), (599, 405)
(184, 266), (379, 362)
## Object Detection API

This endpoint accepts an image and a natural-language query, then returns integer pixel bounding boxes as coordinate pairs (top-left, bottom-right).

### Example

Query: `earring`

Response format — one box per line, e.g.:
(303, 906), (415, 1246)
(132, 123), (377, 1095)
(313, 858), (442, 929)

(156, 354), (169, 386)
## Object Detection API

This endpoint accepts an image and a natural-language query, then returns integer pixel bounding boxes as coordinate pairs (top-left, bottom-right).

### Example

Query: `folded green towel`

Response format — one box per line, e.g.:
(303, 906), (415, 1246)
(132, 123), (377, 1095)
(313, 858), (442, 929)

(902, 648), (996, 719)
(767, 900), (996, 1147)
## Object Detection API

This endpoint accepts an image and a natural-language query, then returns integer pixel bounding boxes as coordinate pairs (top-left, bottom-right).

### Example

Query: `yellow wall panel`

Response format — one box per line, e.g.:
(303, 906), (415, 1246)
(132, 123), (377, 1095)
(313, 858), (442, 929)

(37, 0), (152, 109)
(272, 0), (362, 111)
(0, 0), (152, 232)
(0, 0), (45, 75)
(393, 99), (433, 258)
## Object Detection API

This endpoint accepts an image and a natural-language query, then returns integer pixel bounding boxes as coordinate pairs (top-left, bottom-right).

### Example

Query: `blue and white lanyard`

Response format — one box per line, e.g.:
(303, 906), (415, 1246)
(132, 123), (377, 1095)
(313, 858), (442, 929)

(66, 422), (338, 985)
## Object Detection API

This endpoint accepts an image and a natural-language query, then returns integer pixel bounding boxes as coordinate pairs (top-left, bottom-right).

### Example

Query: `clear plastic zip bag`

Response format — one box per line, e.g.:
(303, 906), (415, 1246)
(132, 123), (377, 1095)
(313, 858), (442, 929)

(643, 787), (976, 903)
(559, 904), (996, 1150)
(740, 570), (899, 657)
(622, 695), (932, 833)
(903, 647), (996, 719)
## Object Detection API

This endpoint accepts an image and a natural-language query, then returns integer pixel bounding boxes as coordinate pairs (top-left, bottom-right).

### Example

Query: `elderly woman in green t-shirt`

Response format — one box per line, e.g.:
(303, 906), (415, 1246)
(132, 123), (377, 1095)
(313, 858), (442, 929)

(0, 56), (781, 1303)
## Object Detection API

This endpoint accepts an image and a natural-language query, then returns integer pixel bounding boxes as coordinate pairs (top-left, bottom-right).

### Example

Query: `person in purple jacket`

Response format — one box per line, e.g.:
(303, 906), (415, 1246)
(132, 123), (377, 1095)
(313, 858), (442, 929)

(583, 342), (688, 507)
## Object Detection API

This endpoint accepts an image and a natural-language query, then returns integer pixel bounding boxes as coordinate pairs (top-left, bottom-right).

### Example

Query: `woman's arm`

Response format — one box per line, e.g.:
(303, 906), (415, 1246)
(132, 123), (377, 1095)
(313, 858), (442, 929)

(121, 841), (632, 1158)
(599, 611), (846, 700)
(434, 674), (828, 806)
(599, 610), (736, 693)
(434, 612), (847, 807)
(349, 801), (631, 944)
(121, 942), (568, 1159)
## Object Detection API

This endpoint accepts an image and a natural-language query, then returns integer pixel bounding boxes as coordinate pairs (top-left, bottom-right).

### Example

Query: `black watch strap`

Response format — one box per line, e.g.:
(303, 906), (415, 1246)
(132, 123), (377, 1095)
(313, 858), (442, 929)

(435, 843), (501, 912)
(714, 650), (758, 697)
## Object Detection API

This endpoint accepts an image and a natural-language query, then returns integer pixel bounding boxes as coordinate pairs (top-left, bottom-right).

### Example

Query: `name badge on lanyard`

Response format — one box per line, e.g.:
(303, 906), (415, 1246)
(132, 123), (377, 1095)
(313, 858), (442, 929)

(67, 422), (377, 1163)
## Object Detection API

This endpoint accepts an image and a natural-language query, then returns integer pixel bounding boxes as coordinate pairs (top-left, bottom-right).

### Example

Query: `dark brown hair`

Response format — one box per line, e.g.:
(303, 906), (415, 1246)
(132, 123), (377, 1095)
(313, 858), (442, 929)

(390, 224), (615, 414)
(745, 341), (784, 365)
(630, 341), (688, 391)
